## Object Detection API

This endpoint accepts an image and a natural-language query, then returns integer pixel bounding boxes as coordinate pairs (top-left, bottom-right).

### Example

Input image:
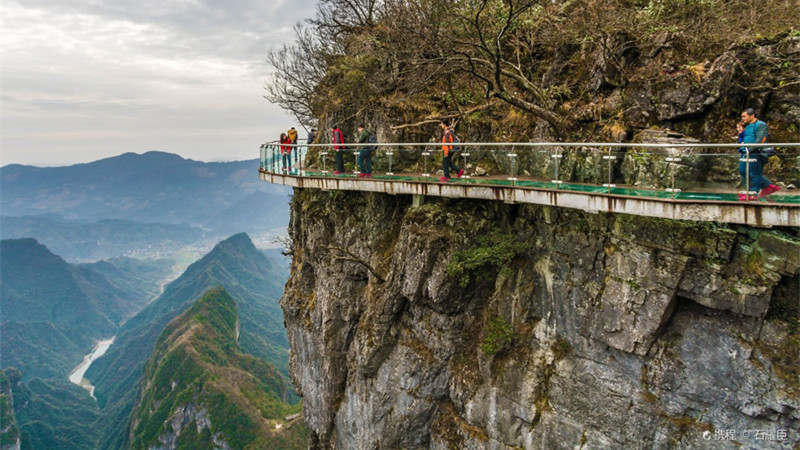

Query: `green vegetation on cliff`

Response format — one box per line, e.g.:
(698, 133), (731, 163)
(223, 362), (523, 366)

(270, 0), (799, 145)
(130, 288), (306, 449)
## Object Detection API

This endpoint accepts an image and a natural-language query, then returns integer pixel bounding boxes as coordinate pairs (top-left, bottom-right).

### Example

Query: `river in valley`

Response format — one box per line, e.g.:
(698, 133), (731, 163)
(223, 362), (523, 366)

(68, 338), (115, 399)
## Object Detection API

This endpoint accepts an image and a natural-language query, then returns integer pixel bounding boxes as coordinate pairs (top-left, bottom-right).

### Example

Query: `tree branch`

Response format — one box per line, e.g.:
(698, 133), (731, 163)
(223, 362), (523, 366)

(390, 101), (498, 130)
(327, 246), (386, 283)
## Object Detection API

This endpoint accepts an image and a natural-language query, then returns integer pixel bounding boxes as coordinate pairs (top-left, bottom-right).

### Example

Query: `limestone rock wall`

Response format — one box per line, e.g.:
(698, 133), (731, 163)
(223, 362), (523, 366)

(281, 189), (799, 449)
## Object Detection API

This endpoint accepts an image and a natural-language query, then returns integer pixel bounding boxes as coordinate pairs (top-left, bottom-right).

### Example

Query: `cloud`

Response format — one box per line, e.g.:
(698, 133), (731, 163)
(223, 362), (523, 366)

(1, 0), (318, 166)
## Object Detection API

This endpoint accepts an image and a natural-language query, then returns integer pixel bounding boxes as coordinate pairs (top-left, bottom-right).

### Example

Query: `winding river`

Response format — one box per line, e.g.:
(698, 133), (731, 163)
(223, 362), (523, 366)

(68, 338), (115, 399)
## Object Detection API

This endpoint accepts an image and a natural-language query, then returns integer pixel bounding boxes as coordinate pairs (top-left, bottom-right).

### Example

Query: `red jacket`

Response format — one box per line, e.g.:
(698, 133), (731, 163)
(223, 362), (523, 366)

(280, 136), (291, 155)
(332, 128), (344, 151)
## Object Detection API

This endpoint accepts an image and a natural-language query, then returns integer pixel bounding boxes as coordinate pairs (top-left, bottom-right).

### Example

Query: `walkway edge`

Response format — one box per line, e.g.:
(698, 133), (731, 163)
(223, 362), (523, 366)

(259, 171), (799, 228)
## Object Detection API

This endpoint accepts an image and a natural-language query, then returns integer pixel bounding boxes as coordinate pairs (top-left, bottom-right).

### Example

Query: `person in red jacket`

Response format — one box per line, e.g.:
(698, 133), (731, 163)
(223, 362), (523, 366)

(331, 124), (345, 174)
(280, 132), (291, 172)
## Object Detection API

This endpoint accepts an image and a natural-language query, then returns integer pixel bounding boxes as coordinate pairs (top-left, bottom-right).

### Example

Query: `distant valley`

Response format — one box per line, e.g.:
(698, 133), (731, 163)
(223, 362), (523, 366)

(0, 152), (298, 449)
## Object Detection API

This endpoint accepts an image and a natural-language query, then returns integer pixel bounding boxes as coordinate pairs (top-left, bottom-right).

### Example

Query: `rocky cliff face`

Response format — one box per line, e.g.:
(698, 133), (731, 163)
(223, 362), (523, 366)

(281, 189), (799, 449)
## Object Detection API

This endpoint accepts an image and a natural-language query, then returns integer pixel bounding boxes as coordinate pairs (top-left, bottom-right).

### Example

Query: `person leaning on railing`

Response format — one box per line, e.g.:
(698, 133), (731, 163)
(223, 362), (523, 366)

(331, 124), (345, 175)
(739, 108), (781, 200)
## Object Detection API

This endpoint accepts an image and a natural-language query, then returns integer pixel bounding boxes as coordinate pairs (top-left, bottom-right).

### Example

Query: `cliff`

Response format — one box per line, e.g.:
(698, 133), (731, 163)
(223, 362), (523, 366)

(129, 287), (306, 449)
(281, 189), (799, 448)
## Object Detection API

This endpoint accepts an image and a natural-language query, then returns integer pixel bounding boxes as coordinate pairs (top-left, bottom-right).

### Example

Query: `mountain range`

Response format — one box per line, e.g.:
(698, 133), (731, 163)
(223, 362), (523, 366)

(1, 151), (291, 251)
(86, 233), (290, 449)
(0, 238), (171, 380)
(1, 151), (297, 449)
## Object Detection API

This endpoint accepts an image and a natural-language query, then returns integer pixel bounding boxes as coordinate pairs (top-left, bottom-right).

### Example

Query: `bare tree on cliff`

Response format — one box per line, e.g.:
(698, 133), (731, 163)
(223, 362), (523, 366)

(446, 0), (565, 135)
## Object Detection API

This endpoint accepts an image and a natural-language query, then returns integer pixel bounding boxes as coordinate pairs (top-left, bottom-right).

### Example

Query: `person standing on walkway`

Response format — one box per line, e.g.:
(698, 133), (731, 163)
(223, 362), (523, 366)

(356, 125), (374, 178)
(288, 127), (299, 163)
(280, 133), (291, 172)
(331, 124), (346, 174)
(739, 109), (781, 200)
(440, 120), (464, 182)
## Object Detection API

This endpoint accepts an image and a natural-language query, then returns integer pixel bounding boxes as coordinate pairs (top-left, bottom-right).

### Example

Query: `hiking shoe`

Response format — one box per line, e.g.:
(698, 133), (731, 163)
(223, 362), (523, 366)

(457, 168), (465, 178)
(760, 184), (781, 197)
(366, 173), (373, 178)
(738, 193), (749, 201)
(358, 173), (365, 178)
(334, 171), (342, 175)
(439, 176), (449, 182)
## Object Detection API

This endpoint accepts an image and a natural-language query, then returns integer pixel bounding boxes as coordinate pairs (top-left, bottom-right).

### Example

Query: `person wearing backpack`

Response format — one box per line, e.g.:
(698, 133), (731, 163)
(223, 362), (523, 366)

(356, 125), (375, 178)
(288, 127), (299, 163)
(331, 124), (345, 175)
(739, 109), (780, 200)
(440, 120), (464, 182)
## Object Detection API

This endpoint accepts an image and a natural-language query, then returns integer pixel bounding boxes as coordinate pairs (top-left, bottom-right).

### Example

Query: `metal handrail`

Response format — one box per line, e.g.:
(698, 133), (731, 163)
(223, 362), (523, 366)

(269, 141), (800, 149)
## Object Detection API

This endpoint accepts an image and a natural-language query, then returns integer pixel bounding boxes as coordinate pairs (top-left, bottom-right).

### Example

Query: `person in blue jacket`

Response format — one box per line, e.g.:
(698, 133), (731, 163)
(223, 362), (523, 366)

(738, 109), (780, 200)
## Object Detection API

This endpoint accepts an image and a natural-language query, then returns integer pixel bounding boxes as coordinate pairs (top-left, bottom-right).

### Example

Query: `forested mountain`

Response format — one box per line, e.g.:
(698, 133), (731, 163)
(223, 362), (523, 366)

(3, 368), (101, 450)
(86, 233), (289, 448)
(0, 239), (176, 450)
(129, 288), (306, 449)
(0, 238), (159, 380)
(0, 151), (290, 236)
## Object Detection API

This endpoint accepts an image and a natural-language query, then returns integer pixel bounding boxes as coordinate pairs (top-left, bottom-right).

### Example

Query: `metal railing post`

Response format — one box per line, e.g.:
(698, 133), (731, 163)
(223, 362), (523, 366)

(665, 148), (682, 198)
(387, 148), (394, 178)
(552, 146), (562, 189)
(462, 150), (470, 179)
(602, 147), (617, 192)
(508, 148), (518, 186)
(321, 149), (328, 174)
(740, 148), (754, 202)
(421, 147), (430, 178)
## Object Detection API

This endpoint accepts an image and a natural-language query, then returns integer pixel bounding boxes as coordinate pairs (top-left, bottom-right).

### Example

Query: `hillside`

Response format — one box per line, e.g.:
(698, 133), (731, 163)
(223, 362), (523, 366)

(0, 238), (156, 379)
(3, 368), (101, 450)
(129, 288), (306, 449)
(0, 151), (290, 235)
(0, 371), (20, 450)
(86, 233), (290, 448)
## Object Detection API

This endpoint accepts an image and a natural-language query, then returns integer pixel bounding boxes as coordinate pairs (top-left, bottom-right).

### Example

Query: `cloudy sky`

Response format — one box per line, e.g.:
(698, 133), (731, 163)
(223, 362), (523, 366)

(1, 0), (317, 166)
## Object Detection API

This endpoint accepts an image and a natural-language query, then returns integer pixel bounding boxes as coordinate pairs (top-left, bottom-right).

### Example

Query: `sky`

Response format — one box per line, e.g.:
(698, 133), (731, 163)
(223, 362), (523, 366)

(1, 0), (317, 166)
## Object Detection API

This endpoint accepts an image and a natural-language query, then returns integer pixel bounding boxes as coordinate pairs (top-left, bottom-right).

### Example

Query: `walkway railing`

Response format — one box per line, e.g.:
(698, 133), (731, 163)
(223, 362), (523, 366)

(260, 141), (800, 205)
